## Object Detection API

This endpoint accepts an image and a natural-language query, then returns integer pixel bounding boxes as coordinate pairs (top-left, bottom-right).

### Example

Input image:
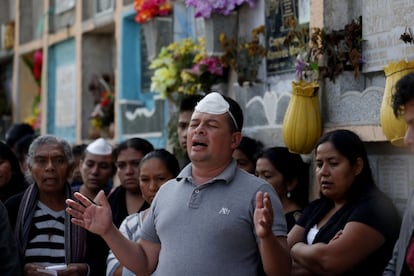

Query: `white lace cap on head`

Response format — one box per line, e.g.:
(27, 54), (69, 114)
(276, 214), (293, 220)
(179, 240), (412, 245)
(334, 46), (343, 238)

(194, 92), (239, 130)
(86, 138), (113, 155)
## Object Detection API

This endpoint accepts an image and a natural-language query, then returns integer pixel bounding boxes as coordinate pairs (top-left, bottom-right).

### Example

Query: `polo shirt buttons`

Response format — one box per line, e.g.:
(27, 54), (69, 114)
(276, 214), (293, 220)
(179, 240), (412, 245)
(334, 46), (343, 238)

(189, 189), (201, 209)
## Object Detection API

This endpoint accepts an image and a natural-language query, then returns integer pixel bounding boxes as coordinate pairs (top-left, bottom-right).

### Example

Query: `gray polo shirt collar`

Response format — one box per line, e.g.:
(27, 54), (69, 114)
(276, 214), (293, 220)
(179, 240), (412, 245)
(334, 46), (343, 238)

(176, 159), (238, 186)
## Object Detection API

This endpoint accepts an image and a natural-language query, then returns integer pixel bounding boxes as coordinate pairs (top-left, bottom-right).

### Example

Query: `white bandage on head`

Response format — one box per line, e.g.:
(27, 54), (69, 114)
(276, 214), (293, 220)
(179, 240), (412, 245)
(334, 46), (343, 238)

(194, 92), (239, 131)
(86, 138), (113, 155)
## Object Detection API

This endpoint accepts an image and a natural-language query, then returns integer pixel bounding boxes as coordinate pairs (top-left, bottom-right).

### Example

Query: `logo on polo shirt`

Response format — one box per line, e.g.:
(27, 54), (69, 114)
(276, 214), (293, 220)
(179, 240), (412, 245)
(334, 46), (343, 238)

(218, 207), (230, 215)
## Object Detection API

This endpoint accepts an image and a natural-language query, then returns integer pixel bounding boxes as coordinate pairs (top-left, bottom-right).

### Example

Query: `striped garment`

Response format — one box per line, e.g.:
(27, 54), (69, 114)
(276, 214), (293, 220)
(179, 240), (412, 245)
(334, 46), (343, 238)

(14, 183), (87, 267)
(24, 201), (66, 266)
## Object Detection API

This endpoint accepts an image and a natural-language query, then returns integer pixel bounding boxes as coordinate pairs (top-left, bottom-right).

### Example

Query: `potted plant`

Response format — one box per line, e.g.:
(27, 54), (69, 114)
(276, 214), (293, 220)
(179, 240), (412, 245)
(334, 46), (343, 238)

(219, 25), (267, 86)
(281, 16), (363, 154)
(134, 0), (173, 61)
(281, 18), (324, 154)
(185, 0), (258, 55)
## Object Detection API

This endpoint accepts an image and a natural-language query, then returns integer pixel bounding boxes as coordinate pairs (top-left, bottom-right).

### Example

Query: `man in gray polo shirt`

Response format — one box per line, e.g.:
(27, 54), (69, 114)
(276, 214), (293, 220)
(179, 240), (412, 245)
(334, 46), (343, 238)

(67, 92), (291, 275)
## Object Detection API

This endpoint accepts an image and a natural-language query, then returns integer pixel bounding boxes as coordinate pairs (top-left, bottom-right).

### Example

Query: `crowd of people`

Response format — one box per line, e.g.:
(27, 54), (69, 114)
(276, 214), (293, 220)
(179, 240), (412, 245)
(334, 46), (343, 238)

(1, 85), (414, 275)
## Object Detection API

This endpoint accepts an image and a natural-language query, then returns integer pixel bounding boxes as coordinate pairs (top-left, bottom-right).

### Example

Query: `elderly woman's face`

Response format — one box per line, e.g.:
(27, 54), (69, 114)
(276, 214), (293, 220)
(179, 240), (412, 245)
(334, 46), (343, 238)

(29, 143), (71, 193)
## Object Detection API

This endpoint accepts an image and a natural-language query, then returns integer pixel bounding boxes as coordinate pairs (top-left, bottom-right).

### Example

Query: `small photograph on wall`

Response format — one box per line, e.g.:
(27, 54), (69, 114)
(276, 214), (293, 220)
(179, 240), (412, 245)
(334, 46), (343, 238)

(55, 64), (76, 128)
(265, 0), (309, 75)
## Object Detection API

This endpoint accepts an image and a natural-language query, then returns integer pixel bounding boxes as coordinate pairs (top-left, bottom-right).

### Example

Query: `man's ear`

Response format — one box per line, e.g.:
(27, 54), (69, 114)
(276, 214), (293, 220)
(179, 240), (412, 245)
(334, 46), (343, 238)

(231, 132), (242, 149)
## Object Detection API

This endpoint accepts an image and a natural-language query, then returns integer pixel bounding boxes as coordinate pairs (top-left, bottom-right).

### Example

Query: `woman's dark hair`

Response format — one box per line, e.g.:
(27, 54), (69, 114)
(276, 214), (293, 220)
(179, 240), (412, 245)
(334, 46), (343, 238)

(258, 147), (309, 208)
(72, 143), (87, 159)
(0, 141), (27, 201)
(315, 129), (376, 201)
(237, 136), (264, 169)
(140, 149), (180, 178)
(393, 72), (414, 117)
(113, 138), (154, 161)
(14, 134), (38, 164)
(5, 123), (34, 148)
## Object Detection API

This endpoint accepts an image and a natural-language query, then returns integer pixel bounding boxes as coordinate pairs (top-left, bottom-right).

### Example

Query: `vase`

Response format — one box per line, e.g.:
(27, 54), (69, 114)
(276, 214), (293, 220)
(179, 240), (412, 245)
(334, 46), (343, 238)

(203, 12), (238, 56)
(142, 16), (173, 62)
(282, 81), (321, 154)
(380, 60), (414, 146)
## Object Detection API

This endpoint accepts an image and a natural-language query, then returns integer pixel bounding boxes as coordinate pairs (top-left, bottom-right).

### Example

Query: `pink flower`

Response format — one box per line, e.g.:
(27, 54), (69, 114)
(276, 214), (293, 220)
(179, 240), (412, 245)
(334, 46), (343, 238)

(195, 57), (224, 76)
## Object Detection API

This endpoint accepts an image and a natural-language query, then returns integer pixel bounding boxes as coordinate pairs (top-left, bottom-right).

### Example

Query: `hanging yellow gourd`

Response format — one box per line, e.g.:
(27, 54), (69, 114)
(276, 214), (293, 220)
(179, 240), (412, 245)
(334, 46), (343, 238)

(380, 60), (414, 146)
(282, 80), (322, 154)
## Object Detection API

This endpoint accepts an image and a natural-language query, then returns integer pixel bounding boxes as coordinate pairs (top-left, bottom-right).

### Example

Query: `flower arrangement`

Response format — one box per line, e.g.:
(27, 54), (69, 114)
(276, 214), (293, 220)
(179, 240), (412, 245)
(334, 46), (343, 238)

(282, 16), (322, 83)
(185, 0), (257, 18)
(150, 37), (227, 99)
(220, 25), (267, 85)
(150, 38), (204, 98)
(296, 32), (323, 82)
(89, 74), (115, 131)
(134, 0), (172, 23)
(22, 49), (43, 132)
(284, 16), (363, 82)
(24, 96), (41, 131)
(323, 16), (363, 80)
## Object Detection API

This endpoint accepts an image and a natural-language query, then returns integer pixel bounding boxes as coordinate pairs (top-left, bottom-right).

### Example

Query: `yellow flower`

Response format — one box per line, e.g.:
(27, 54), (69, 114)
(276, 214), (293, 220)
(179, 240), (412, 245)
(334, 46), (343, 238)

(150, 37), (210, 96)
(150, 66), (177, 96)
(181, 71), (196, 83)
(24, 116), (36, 127)
(91, 118), (102, 128)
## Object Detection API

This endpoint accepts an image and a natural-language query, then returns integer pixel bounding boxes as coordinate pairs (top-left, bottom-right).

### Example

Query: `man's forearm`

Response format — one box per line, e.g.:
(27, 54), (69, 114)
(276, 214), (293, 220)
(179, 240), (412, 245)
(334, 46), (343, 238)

(259, 235), (291, 276)
(102, 224), (151, 275)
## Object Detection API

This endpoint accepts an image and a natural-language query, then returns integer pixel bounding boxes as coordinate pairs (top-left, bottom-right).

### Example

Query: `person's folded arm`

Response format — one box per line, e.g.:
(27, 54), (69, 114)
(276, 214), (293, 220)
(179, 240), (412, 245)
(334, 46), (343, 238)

(290, 221), (385, 275)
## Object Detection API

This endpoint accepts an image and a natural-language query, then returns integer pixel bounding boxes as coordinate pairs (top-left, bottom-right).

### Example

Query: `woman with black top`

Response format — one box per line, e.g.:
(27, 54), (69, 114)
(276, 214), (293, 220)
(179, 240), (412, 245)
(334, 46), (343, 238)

(108, 137), (154, 228)
(288, 129), (401, 275)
